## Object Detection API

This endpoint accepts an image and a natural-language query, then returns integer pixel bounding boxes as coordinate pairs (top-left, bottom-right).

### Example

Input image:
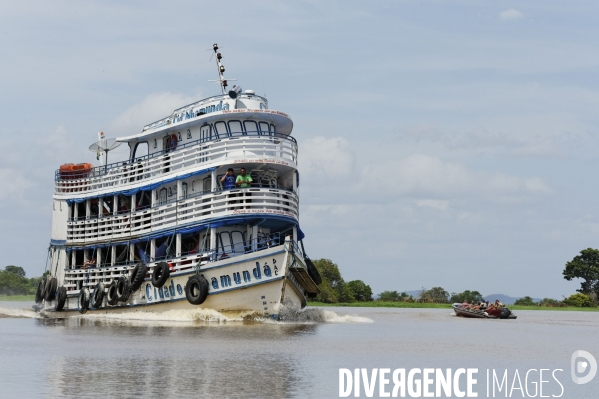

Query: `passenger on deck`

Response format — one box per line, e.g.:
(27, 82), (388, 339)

(236, 168), (253, 208)
(461, 300), (470, 308)
(82, 257), (96, 269)
(236, 168), (253, 188)
(220, 168), (236, 190)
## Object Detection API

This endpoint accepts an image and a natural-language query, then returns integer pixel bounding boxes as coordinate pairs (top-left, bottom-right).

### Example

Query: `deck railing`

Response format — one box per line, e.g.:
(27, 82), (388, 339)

(66, 187), (298, 244)
(55, 133), (297, 195)
(62, 234), (285, 293)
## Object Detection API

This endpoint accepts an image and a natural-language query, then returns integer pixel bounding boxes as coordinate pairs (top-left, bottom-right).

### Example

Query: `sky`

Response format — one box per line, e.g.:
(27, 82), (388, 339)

(1, 0), (599, 299)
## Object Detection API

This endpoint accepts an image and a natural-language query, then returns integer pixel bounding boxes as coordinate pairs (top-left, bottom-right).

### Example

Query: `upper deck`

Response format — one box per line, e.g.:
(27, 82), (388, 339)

(55, 127), (297, 199)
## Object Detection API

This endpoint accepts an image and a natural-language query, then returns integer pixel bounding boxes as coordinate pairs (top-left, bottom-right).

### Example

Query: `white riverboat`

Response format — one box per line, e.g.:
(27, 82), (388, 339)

(37, 44), (321, 318)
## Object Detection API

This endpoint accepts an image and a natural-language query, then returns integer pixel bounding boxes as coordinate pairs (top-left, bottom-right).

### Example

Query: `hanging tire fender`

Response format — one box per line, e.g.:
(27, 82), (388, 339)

(107, 281), (119, 306)
(185, 275), (209, 305)
(129, 263), (147, 292)
(116, 277), (131, 302)
(55, 287), (67, 311)
(91, 282), (105, 309)
(35, 280), (45, 304)
(44, 277), (58, 302)
(79, 288), (90, 314)
(152, 262), (170, 288)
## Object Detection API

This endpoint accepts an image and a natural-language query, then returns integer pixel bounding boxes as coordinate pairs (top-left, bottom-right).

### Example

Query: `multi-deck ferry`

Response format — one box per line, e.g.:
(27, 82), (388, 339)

(37, 44), (321, 318)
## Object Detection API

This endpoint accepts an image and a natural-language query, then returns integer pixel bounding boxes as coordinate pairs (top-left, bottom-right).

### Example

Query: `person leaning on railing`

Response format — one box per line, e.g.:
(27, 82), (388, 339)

(236, 168), (253, 209)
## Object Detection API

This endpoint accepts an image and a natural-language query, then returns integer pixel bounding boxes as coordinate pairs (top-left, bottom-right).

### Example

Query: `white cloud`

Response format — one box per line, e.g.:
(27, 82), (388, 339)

(500, 9), (523, 21)
(417, 199), (449, 211)
(0, 169), (34, 200)
(108, 91), (200, 137)
(300, 136), (355, 179)
(360, 154), (550, 203)
(396, 124), (576, 158)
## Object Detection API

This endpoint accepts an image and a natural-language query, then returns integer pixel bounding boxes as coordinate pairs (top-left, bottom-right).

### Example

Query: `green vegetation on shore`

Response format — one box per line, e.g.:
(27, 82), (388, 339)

(307, 301), (599, 311)
(311, 250), (599, 310)
(0, 295), (35, 302)
(0, 266), (44, 296)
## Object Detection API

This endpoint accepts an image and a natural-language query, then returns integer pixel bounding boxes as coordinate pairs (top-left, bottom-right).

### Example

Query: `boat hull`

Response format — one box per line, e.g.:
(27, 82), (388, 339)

(452, 303), (517, 319)
(41, 245), (310, 319)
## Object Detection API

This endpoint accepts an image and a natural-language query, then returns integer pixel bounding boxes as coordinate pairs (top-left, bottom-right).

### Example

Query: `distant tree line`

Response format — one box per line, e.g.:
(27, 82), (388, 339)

(312, 259), (373, 303)
(0, 266), (44, 296)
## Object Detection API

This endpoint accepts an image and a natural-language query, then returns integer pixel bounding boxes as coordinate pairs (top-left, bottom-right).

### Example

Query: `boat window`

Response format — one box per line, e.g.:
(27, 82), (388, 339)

(243, 121), (259, 136)
(132, 141), (149, 161)
(77, 202), (86, 219)
(203, 177), (211, 193)
(270, 124), (276, 135)
(228, 120), (244, 136)
(159, 188), (167, 205)
(181, 182), (188, 199)
(259, 122), (270, 136)
(75, 250), (84, 268)
(230, 231), (245, 253)
(214, 121), (229, 137)
(219, 232), (232, 253)
(200, 125), (212, 142)
(114, 245), (129, 265)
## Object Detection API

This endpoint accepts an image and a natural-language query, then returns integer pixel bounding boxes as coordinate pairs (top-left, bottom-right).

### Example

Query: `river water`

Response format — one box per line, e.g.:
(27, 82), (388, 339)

(0, 302), (598, 398)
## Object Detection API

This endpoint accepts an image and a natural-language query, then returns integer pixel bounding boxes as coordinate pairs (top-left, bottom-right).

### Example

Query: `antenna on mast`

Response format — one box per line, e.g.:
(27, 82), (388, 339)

(209, 43), (237, 95)
(89, 132), (121, 173)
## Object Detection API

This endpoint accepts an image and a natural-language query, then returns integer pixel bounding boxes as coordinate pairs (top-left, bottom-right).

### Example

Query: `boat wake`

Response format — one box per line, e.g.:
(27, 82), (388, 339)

(81, 305), (373, 325)
(0, 304), (373, 325)
(0, 306), (41, 319)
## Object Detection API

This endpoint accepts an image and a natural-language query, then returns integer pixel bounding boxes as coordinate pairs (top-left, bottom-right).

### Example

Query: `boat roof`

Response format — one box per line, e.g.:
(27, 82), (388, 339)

(116, 93), (293, 142)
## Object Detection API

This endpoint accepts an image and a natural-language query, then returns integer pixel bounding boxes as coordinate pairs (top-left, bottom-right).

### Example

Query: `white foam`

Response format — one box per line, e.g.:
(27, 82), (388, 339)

(0, 306), (40, 319)
(82, 307), (256, 323)
(80, 306), (373, 325)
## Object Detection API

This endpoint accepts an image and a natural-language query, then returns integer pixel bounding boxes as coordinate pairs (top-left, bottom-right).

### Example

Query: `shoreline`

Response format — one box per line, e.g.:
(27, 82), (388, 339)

(307, 301), (599, 312)
(1, 296), (597, 312)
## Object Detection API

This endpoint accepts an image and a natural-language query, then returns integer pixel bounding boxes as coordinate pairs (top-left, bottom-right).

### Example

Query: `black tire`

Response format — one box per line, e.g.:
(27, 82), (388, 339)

(91, 283), (105, 309)
(35, 280), (45, 304)
(129, 263), (147, 292)
(116, 277), (131, 302)
(305, 257), (322, 285)
(79, 288), (90, 314)
(55, 287), (67, 311)
(185, 275), (209, 305)
(107, 282), (119, 306)
(44, 277), (58, 302)
(151, 262), (170, 288)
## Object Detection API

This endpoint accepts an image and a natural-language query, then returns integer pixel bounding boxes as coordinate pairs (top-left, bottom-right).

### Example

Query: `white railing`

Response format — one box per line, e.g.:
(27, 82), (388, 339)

(66, 187), (298, 244)
(55, 135), (298, 195)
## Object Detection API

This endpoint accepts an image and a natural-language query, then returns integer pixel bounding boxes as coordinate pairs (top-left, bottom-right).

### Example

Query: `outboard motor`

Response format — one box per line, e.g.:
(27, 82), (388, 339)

(500, 308), (511, 319)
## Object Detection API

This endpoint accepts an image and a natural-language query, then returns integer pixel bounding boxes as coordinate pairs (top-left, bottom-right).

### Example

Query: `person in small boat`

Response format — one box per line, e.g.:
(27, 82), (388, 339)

(461, 300), (470, 308)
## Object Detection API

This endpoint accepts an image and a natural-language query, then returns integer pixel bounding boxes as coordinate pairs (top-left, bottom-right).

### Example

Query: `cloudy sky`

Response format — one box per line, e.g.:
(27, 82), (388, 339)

(2, 0), (599, 299)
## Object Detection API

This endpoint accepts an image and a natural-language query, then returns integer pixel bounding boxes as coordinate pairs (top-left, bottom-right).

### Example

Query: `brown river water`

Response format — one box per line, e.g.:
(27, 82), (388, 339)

(0, 302), (598, 398)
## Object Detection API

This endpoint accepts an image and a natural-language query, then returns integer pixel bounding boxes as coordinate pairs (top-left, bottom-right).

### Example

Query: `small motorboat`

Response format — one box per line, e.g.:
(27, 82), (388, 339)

(452, 303), (517, 319)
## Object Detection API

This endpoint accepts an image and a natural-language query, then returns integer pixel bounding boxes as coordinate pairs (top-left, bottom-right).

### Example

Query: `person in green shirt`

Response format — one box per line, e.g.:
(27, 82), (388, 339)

(236, 168), (253, 208)
(235, 168), (253, 188)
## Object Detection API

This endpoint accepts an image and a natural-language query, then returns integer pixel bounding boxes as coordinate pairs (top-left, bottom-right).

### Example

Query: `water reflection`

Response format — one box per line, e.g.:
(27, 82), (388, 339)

(38, 317), (317, 398)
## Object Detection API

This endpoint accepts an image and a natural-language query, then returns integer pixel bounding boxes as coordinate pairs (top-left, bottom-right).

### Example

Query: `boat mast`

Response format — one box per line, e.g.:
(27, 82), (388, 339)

(213, 43), (227, 95)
